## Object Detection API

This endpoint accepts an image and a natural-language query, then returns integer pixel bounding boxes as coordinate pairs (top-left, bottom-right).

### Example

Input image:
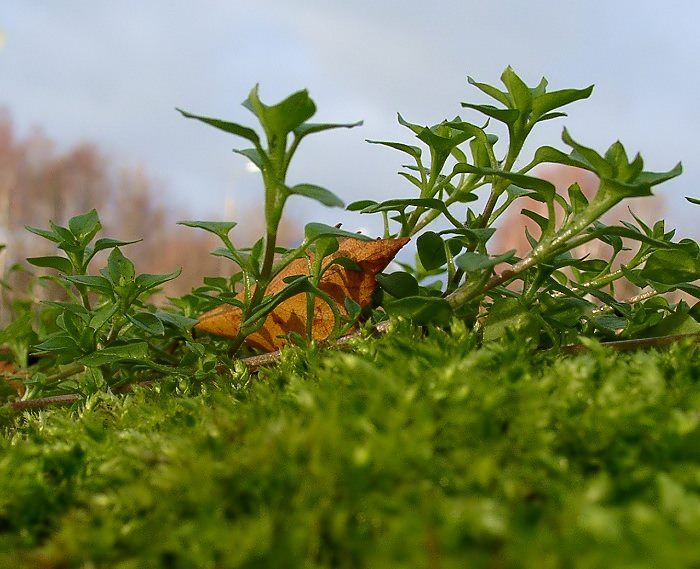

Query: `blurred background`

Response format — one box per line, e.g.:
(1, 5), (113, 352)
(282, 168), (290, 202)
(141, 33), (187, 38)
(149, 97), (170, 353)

(1, 1), (698, 299)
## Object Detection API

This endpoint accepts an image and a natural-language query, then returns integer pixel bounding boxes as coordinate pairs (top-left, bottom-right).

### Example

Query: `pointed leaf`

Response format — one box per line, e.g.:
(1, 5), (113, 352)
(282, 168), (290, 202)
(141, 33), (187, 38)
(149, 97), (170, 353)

(26, 256), (73, 274)
(177, 108), (261, 146)
(68, 209), (101, 243)
(385, 296), (452, 326)
(500, 66), (532, 112)
(63, 275), (113, 295)
(451, 164), (556, 201)
(78, 342), (150, 366)
(531, 85), (594, 117)
(416, 231), (447, 270)
(562, 129), (613, 177)
(25, 225), (61, 243)
(376, 271), (419, 299)
(467, 75), (511, 106)
(135, 269), (182, 292)
(290, 184), (344, 208)
(294, 120), (363, 138)
(233, 148), (264, 169)
(304, 222), (372, 242)
(177, 220), (237, 242)
(461, 102), (519, 125)
(92, 238), (142, 254)
(366, 139), (422, 161)
(127, 312), (165, 336)
(455, 250), (516, 273)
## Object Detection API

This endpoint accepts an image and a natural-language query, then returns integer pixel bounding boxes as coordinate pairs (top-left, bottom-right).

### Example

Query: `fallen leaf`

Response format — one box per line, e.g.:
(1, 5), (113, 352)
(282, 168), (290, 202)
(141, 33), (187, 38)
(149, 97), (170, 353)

(196, 236), (410, 351)
(0, 358), (25, 397)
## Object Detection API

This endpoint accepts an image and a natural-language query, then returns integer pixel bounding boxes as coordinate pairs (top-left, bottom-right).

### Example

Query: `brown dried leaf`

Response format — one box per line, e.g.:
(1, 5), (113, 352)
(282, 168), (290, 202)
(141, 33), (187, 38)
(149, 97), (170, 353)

(196, 236), (410, 351)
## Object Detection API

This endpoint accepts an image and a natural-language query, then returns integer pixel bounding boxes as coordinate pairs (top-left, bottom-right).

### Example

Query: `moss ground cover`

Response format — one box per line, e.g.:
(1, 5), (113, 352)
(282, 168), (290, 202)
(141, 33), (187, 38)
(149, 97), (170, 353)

(1, 324), (699, 568)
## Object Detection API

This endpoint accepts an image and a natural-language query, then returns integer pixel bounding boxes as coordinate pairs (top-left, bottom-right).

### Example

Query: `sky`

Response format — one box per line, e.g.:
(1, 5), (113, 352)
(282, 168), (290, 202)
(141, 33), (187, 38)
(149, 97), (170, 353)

(2, 1), (699, 239)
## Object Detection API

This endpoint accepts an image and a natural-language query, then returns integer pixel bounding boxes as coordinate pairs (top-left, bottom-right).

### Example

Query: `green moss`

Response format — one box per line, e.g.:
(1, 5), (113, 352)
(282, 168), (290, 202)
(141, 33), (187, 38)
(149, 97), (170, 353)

(1, 325), (700, 568)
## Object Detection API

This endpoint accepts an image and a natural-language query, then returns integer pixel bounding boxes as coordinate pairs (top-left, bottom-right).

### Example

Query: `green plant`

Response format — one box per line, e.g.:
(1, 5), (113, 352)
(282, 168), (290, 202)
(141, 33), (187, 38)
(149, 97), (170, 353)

(177, 87), (371, 352)
(15, 210), (194, 398)
(350, 66), (698, 346)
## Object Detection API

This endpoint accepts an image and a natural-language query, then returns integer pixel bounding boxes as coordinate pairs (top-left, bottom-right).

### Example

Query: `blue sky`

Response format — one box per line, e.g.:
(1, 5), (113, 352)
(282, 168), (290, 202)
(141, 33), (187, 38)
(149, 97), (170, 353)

(2, 1), (698, 238)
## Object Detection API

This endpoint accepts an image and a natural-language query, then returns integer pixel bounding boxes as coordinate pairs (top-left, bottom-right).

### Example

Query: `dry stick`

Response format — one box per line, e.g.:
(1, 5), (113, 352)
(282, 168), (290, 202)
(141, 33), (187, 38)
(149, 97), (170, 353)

(8, 324), (700, 413)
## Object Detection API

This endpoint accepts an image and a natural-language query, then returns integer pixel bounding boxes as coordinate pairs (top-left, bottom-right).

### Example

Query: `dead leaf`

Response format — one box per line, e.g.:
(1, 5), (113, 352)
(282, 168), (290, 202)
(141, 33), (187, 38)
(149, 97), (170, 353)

(196, 236), (410, 351)
(0, 357), (25, 397)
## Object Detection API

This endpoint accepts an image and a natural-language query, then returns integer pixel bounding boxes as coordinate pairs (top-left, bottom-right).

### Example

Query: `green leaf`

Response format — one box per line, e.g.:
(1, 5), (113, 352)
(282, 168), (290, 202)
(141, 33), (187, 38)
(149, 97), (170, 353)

(521, 209), (550, 233)
(177, 108), (261, 146)
(396, 113), (424, 135)
(344, 297), (362, 320)
(460, 102), (519, 125)
(385, 296), (452, 326)
(92, 238), (142, 254)
(528, 145), (588, 171)
(636, 162), (683, 187)
(233, 148), (263, 169)
(540, 295), (593, 328)
(153, 310), (199, 333)
(639, 312), (700, 338)
(32, 333), (80, 354)
(25, 225), (61, 243)
(451, 164), (556, 201)
(416, 125), (475, 157)
(89, 303), (119, 331)
(289, 184), (344, 208)
(416, 231), (447, 270)
(303, 223), (372, 243)
(177, 220), (238, 242)
(26, 256), (73, 274)
(366, 139), (422, 161)
(591, 314), (628, 331)
(294, 120), (363, 138)
(567, 183), (589, 214)
(127, 312), (165, 336)
(244, 85), (316, 138)
(438, 227), (497, 245)
(105, 248), (135, 286)
(640, 249), (700, 285)
(78, 342), (150, 367)
(686, 196), (700, 205)
(346, 200), (377, 212)
(531, 85), (594, 119)
(359, 198), (463, 228)
(482, 298), (540, 343)
(50, 222), (77, 246)
(68, 209), (101, 244)
(467, 75), (511, 106)
(328, 257), (361, 272)
(62, 275), (113, 295)
(376, 272), (420, 299)
(455, 250), (516, 273)
(561, 129), (613, 177)
(135, 269), (182, 293)
(500, 66), (532, 113)
(313, 236), (340, 260)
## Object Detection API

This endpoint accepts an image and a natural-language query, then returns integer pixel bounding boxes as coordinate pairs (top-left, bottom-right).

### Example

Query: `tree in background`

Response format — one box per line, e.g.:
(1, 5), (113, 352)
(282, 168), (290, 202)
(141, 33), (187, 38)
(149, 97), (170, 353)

(0, 111), (299, 321)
